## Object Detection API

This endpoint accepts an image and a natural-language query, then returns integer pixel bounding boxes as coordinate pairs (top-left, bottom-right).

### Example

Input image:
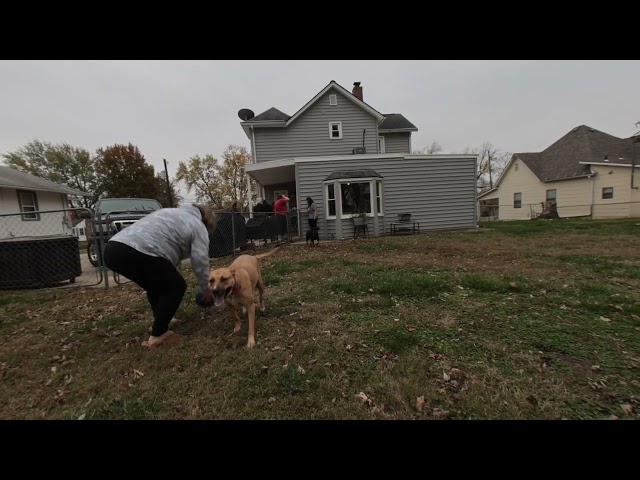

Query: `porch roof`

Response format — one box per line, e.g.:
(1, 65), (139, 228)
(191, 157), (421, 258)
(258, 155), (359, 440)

(245, 159), (295, 186)
(324, 169), (383, 181)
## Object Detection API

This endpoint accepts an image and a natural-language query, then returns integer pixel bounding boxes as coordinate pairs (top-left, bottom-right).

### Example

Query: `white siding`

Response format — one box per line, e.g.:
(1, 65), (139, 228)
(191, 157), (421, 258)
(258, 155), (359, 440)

(0, 188), (70, 239)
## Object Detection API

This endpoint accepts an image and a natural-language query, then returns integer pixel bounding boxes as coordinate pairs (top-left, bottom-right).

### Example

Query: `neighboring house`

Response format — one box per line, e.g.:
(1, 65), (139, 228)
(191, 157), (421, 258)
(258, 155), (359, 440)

(72, 219), (87, 241)
(0, 165), (91, 239)
(478, 125), (640, 220)
(241, 80), (478, 239)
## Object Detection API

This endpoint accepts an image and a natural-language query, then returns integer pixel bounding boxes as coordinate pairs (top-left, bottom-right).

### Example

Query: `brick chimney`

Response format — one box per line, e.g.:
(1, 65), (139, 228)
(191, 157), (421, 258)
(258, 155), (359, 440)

(352, 82), (363, 101)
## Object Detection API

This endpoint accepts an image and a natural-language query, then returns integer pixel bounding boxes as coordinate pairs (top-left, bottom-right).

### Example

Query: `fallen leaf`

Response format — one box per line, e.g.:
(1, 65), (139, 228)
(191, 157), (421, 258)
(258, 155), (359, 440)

(443, 372), (451, 382)
(416, 396), (426, 412)
(77, 413), (86, 420)
(261, 366), (269, 374)
(133, 369), (145, 379)
(609, 415), (620, 420)
(600, 316), (612, 323)
(355, 392), (371, 406)
(297, 365), (305, 374)
(346, 344), (352, 352)
(591, 365), (601, 371)
(621, 404), (633, 415)
(268, 397), (276, 404)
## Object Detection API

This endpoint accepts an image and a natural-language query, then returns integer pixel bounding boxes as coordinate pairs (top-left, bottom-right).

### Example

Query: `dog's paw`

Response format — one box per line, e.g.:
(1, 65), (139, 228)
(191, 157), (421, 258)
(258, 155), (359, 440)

(247, 338), (256, 348)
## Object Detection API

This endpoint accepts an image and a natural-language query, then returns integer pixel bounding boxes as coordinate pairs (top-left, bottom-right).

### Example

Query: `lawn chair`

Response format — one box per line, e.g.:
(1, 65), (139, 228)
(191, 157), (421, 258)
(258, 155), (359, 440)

(389, 213), (420, 235)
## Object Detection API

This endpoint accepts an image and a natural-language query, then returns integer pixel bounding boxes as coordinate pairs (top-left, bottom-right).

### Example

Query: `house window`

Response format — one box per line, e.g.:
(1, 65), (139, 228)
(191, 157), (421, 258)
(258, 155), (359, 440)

(17, 190), (40, 221)
(602, 187), (613, 199)
(327, 183), (336, 216)
(329, 122), (342, 140)
(546, 189), (556, 203)
(324, 179), (384, 218)
(329, 94), (337, 106)
(514, 192), (522, 208)
(378, 136), (385, 153)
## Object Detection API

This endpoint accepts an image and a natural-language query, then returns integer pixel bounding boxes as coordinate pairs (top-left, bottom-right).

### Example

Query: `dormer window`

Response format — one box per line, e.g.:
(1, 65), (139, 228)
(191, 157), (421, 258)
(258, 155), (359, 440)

(329, 94), (337, 106)
(329, 122), (342, 140)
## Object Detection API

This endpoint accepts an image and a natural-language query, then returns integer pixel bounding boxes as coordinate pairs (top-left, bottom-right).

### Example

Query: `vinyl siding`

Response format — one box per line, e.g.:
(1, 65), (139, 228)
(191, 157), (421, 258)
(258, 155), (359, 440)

(297, 155), (477, 240)
(0, 188), (70, 239)
(254, 87), (379, 162)
(479, 159), (591, 219)
(380, 133), (410, 154)
(591, 164), (636, 219)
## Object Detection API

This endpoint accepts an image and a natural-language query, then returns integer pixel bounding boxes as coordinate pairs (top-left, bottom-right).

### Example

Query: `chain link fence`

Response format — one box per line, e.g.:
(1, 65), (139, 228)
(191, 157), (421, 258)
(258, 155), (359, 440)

(0, 208), (103, 290)
(0, 206), (303, 291)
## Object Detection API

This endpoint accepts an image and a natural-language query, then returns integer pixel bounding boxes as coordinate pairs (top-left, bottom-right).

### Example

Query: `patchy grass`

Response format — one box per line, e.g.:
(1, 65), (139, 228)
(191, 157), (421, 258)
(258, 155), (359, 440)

(1, 218), (640, 420)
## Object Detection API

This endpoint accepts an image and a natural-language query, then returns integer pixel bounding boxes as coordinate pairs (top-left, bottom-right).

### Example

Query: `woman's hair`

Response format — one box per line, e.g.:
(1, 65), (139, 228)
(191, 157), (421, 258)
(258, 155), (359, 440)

(306, 197), (313, 206)
(193, 204), (216, 233)
(277, 194), (284, 199)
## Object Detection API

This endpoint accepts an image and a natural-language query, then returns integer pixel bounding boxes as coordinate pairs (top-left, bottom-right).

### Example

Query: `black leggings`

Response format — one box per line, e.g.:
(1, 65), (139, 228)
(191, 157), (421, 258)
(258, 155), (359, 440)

(308, 218), (318, 229)
(104, 241), (187, 337)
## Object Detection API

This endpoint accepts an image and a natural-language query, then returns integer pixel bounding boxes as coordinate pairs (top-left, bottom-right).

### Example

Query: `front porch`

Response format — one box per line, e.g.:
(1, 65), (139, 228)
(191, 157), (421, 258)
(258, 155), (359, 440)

(245, 158), (388, 241)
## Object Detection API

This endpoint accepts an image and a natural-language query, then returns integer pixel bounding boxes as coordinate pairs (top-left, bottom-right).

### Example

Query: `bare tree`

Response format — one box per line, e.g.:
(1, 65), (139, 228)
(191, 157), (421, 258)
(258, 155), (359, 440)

(459, 142), (510, 194)
(413, 141), (443, 154)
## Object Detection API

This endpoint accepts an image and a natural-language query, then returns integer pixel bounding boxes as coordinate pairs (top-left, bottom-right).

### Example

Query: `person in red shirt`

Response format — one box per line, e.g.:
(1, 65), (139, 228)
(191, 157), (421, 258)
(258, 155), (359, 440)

(273, 194), (289, 242)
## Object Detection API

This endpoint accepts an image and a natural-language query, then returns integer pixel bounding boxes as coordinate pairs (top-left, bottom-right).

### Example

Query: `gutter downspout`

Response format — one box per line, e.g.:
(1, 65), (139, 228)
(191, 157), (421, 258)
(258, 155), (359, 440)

(589, 172), (596, 219)
(250, 125), (257, 164)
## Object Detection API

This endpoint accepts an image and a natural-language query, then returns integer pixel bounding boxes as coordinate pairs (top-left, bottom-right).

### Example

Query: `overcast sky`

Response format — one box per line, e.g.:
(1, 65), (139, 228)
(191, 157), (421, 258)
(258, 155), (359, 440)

(1, 60), (638, 202)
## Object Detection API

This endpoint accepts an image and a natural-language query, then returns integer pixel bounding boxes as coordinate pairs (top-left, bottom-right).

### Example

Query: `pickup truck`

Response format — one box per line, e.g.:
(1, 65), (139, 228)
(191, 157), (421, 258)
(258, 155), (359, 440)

(84, 197), (163, 267)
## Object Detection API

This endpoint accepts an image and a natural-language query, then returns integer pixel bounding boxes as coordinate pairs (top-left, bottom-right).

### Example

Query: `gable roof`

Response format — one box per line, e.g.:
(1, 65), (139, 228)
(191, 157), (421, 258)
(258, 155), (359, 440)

(378, 114), (418, 132)
(241, 80), (417, 137)
(0, 166), (91, 196)
(249, 107), (291, 122)
(501, 125), (636, 187)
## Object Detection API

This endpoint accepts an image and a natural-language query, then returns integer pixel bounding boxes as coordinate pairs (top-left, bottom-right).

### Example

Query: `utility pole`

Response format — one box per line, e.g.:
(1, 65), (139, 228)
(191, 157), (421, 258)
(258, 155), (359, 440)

(163, 158), (173, 208)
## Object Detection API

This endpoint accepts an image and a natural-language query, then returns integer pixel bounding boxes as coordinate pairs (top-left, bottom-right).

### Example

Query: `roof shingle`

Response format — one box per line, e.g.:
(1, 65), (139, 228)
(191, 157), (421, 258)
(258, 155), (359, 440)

(516, 125), (636, 182)
(0, 166), (90, 196)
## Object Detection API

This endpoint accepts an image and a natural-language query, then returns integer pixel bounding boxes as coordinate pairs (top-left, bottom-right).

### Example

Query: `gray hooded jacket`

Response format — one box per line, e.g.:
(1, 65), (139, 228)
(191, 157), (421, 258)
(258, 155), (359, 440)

(109, 205), (211, 292)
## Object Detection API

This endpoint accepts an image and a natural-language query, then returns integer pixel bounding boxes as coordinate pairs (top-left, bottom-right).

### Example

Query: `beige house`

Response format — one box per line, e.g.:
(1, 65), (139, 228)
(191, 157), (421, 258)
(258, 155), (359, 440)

(478, 125), (640, 220)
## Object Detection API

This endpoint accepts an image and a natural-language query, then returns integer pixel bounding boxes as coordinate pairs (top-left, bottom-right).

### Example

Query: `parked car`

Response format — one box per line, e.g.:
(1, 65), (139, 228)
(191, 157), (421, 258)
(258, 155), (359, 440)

(84, 197), (163, 267)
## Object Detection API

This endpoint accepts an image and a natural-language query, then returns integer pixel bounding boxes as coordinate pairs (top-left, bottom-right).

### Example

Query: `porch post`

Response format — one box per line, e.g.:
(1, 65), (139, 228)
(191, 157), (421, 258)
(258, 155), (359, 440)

(334, 180), (342, 241)
(370, 179), (378, 236)
(246, 174), (253, 218)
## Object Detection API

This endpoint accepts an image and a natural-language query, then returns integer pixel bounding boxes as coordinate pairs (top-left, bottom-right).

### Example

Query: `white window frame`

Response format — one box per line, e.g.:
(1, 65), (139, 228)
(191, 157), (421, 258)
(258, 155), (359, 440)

(326, 183), (336, 217)
(329, 122), (342, 140)
(602, 187), (613, 199)
(323, 178), (384, 220)
(329, 94), (337, 106)
(17, 190), (40, 221)
(378, 136), (385, 153)
(546, 189), (556, 202)
(514, 192), (522, 209)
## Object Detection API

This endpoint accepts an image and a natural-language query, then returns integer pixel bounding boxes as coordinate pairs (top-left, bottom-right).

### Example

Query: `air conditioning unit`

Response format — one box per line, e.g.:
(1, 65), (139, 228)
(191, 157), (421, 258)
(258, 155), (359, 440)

(352, 147), (366, 155)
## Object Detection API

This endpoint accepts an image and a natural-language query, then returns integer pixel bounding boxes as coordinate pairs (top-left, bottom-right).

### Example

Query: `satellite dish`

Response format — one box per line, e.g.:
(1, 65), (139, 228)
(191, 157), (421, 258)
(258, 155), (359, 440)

(238, 109), (255, 121)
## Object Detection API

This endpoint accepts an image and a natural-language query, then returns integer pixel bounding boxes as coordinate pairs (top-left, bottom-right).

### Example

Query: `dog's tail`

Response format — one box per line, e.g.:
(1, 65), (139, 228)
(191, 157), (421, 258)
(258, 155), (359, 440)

(255, 246), (281, 260)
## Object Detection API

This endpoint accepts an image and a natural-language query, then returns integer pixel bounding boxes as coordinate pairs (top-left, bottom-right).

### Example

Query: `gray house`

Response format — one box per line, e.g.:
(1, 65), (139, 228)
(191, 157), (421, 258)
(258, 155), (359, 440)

(241, 80), (478, 239)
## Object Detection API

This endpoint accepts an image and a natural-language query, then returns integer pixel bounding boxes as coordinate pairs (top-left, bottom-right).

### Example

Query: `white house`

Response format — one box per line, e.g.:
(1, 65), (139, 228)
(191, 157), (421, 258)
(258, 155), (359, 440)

(72, 219), (87, 241)
(0, 166), (91, 239)
(478, 125), (640, 220)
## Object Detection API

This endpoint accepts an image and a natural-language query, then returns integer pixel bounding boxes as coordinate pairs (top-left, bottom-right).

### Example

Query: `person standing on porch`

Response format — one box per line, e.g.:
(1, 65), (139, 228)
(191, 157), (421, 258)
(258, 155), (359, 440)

(306, 197), (318, 230)
(274, 193), (289, 242)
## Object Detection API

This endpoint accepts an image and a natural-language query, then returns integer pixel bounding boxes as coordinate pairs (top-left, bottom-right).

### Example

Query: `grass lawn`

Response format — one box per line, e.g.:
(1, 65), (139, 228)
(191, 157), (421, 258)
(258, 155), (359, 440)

(1, 218), (639, 419)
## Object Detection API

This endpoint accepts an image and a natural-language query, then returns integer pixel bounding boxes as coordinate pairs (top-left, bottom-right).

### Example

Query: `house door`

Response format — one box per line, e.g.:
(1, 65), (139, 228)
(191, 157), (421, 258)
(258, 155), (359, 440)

(273, 190), (288, 202)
